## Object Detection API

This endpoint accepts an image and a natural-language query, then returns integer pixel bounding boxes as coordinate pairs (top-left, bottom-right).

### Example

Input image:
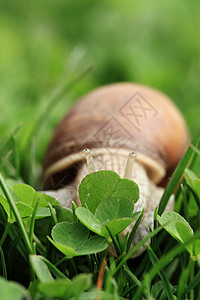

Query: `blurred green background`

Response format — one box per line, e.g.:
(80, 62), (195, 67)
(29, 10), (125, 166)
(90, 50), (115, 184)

(0, 0), (199, 186)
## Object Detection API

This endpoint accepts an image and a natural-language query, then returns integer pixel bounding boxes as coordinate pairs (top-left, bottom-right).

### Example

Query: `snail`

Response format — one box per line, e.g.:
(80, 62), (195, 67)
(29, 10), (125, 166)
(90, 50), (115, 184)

(42, 82), (189, 257)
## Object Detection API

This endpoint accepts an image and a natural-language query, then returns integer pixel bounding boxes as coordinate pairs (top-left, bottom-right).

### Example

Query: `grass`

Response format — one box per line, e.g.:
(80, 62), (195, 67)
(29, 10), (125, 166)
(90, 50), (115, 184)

(0, 1), (200, 299)
(0, 128), (199, 299)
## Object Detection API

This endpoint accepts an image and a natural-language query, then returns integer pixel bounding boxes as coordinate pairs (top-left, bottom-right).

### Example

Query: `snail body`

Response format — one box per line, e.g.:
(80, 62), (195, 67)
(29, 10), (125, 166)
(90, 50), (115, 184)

(43, 82), (189, 256)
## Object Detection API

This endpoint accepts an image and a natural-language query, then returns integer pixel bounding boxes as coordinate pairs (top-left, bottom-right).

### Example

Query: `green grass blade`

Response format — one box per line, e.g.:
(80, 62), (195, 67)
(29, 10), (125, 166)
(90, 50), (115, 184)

(48, 202), (58, 225)
(8, 226), (27, 261)
(177, 258), (195, 299)
(68, 258), (79, 276)
(0, 123), (22, 157)
(99, 248), (109, 268)
(33, 234), (46, 257)
(151, 207), (159, 250)
(158, 142), (196, 215)
(29, 198), (40, 245)
(22, 62), (93, 153)
(147, 245), (174, 300)
(121, 285), (136, 298)
(146, 243), (185, 284)
(112, 225), (164, 276)
(1, 151), (16, 178)
(190, 144), (200, 156)
(10, 135), (21, 179)
(185, 183), (200, 210)
(7, 235), (25, 277)
(105, 265), (116, 294)
(183, 269), (200, 298)
(122, 232), (129, 253)
(0, 173), (33, 255)
(40, 256), (68, 279)
(0, 247), (7, 279)
(72, 201), (78, 222)
(181, 184), (190, 222)
(28, 137), (37, 186)
(105, 225), (121, 257)
(0, 222), (11, 248)
(116, 233), (123, 251)
(124, 267), (152, 299)
(126, 210), (144, 253)
(188, 138), (200, 170)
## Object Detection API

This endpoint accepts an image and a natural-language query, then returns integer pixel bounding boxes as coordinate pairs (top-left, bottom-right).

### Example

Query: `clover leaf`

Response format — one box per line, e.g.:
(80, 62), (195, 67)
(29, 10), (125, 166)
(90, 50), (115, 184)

(76, 198), (140, 237)
(157, 211), (200, 257)
(48, 222), (108, 258)
(79, 170), (139, 214)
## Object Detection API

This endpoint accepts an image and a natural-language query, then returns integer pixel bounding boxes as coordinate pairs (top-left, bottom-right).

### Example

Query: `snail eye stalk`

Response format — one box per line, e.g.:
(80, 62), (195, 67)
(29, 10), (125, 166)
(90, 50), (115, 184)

(124, 152), (137, 180)
(82, 148), (96, 174)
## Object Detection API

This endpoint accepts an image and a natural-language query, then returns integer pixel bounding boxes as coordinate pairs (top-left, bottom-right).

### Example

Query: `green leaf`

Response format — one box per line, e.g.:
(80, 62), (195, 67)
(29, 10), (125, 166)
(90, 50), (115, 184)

(157, 212), (195, 255)
(37, 192), (60, 207)
(104, 218), (134, 237)
(0, 194), (34, 222)
(6, 185), (20, 203)
(55, 206), (73, 223)
(95, 197), (135, 236)
(0, 184), (60, 221)
(15, 202), (33, 220)
(79, 170), (120, 213)
(175, 221), (194, 254)
(95, 198), (134, 223)
(13, 183), (59, 205)
(0, 277), (28, 300)
(52, 222), (88, 249)
(48, 237), (77, 258)
(111, 179), (139, 204)
(0, 194), (10, 218)
(13, 184), (60, 210)
(184, 169), (200, 199)
(35, 207), (51, 218)
(30, 255), (54, 282)
(79, 170), (139, 213)
(0, 173), (34, 254)
(38, 274), (92, 298)
(13, 184), (37, 207)
(151, 281), (164, 299)
(77, 235), (109, 255)
(193, 239), (200, 257)
(76, 198), (136, 238)
(49, 222), (108, 258)
(75, 207), (103, 236)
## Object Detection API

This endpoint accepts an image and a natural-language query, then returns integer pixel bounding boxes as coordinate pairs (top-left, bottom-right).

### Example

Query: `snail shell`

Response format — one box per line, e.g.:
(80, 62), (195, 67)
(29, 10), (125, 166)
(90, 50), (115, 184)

(43, 82), (189, 257)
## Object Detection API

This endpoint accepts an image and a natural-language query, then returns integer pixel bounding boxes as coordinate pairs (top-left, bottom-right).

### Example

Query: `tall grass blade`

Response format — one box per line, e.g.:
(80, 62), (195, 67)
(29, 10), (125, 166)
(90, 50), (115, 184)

(126, 210), (144, 253)
(0, 173), (33, 255)
(183, 269), (200, 298)
(29, 198), (39, 245)
(0, 247), (7, 279)
(158, 140), (199, 215)
(146, 243), (185, 284)
(124, 267), (152, 299)
(112, 225), (164, 276)
(0, 123), (22, 157)
(147, 245), (174, 300)
(40, 256), (68, 279)
(105, 226), (121, 257)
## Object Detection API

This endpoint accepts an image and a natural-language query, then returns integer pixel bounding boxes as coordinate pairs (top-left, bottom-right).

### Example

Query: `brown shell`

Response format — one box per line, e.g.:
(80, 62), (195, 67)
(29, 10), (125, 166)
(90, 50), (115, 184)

(43, 82), (189, 189)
